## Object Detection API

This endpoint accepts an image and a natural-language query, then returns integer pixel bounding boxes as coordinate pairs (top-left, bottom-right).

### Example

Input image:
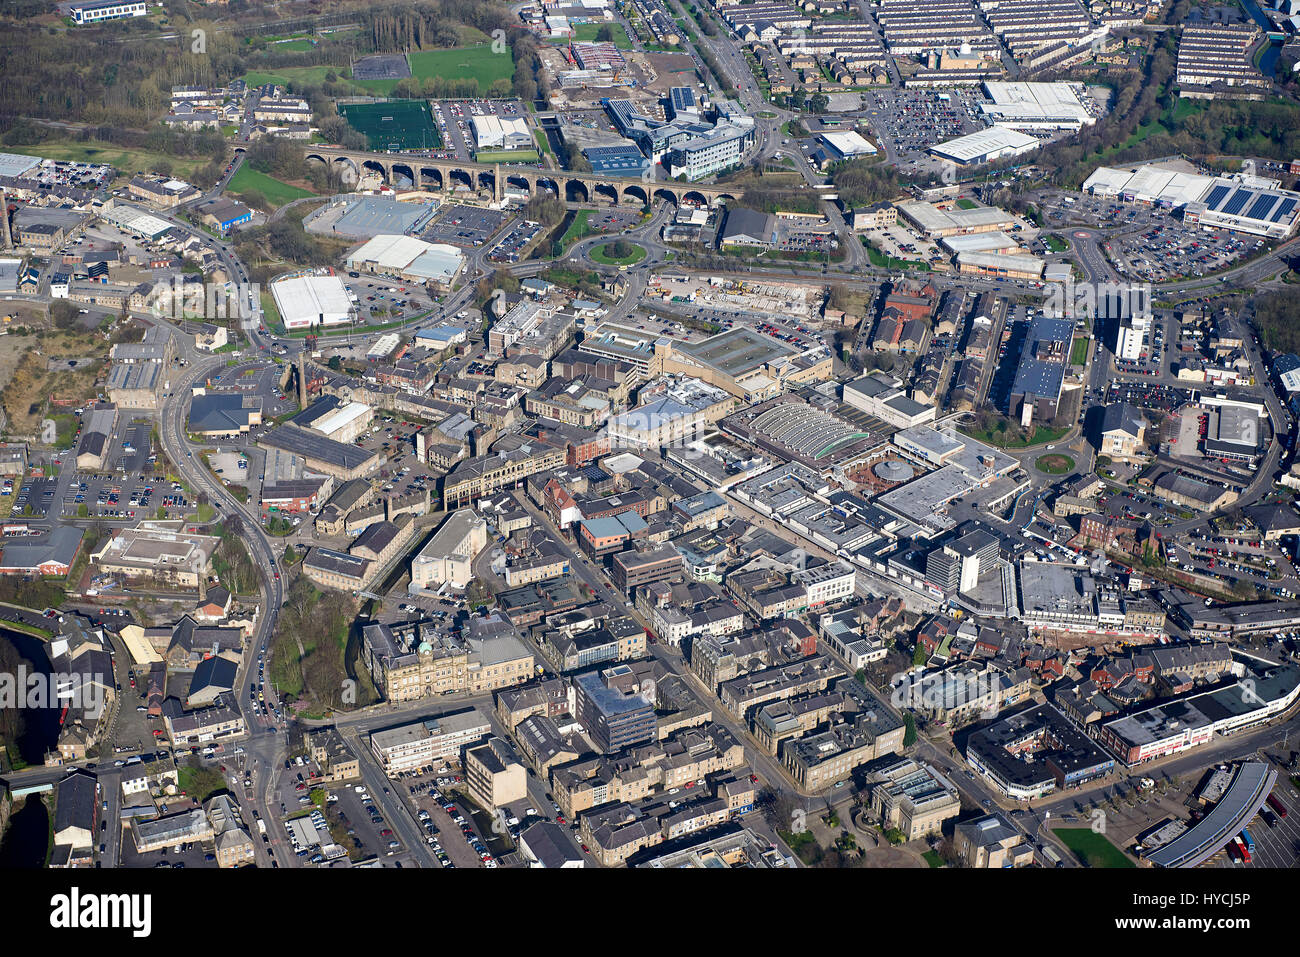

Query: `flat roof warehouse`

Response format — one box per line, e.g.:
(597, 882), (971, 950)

(929, 127), (1041, 166)
(271, 274), (353, 329)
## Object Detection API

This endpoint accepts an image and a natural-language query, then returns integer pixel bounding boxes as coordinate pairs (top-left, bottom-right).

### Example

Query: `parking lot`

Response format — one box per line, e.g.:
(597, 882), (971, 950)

(863, 87), (988, 166)
(1200, 756), (1300, 869)
(1109, 314), (1173, 379)
(488, 219), (543, 264)
(204, 360), (294, 419)
(1040, 192), (1269, 281)
(862, 220), (945, 264)
(343, 274), (436, 323)
(1110, 221), (1262, 283)
(1170, 530), (1300, 601)
(1103, 379), (1196, 414)
(51, 415), (179, 523)
(422, 204), (508, 248)
(432, 98), (529, 163)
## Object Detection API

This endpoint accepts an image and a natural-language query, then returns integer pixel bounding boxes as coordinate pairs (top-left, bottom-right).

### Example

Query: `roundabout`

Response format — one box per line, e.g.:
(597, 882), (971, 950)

(588, 240), (648, 267)
(1036, 453), (1076, 475)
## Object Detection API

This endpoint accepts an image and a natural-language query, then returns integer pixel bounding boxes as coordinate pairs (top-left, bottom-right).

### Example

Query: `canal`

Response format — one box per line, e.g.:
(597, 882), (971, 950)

(1240, 0), (1282, 77)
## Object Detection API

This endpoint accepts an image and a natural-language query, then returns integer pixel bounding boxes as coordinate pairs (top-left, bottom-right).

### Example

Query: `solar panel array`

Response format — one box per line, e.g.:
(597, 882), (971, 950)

(1198, 179), (1300, 232)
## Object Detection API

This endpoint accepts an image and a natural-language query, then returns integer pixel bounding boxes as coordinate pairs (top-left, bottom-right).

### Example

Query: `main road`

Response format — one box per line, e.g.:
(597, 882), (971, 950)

(153, 336), (291, 861)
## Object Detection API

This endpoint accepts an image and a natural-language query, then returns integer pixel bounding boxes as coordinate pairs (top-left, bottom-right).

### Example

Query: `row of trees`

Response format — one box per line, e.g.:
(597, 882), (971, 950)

(364, 1), (512, 53)
(212, 520), (259, 595)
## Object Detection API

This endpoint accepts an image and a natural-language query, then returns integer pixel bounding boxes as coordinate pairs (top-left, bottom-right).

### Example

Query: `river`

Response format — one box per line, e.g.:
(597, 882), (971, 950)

(0, 629), (62, 768)
(0, 794), (50, 868)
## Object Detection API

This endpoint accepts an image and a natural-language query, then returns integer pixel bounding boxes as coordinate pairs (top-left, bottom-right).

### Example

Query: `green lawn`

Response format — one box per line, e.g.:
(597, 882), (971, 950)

(474, 148), (540, 164)
(955, 198), (977, 210)
(922, 850), (943, 868)
(260, 291), (282, 332)
(960, 423), (1070, 448)
(1053, 829), (1134, 868)
(865, 243), (930, 272)
(533, 129), (554, 158)
(227, 165), (314, 208)
(1070, 337), (1089, 365)
(1045, 234), (1070, 253)
(560, 209), (596, 250)
(244, 66), (346, 89)
(590, 242), (647, 266)
(407, 45), (514, 93)
(243, 64), (403, 95)
(272, 38), (318, 53)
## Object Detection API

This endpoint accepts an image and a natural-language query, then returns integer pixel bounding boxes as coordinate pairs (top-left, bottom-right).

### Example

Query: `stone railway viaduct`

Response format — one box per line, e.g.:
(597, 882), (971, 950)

(303, 148), (741, 208)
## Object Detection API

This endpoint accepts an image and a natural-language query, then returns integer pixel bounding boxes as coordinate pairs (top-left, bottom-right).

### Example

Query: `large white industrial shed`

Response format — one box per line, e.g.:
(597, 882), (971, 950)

(471, 115), (532, 150)
(346, 234), (465, 288)
(980, 81), (1096, 130)
(929, 126), (1040, 166)
(270, 274), (353, 329)
(1080, 164), (1214, 206)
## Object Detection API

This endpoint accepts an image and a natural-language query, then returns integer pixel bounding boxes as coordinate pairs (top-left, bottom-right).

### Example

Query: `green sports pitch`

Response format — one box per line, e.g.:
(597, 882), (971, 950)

(338, 100), (441, 151)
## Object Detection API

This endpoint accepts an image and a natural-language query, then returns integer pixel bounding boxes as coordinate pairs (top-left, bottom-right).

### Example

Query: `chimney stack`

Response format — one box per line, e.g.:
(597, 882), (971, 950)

(297, 350), (307, 408)
(0, 189), (11, 251)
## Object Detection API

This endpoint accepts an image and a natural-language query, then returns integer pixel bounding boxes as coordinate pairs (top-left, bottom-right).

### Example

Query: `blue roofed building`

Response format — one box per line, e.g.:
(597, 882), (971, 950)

(583, 144), (651, 177)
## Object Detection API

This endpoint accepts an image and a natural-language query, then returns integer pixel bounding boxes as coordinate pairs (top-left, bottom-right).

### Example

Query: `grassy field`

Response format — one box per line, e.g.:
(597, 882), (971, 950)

(559, 22), (632, 48)
(955, 198), (977, 210)
(1045, 233), (1070, 253)
(271, 38), (318, 53)
(260, 291), (282, 332)
(227, 165), (314, 208)
(244, 66), (345, 89)
(242, 64), (404, 96)
(533, 129), (554, 158)
(3, 141), (206, 179)
(1054, 829), (1134, 868)
(474, 148), (540, 164)
(407, 45), (514, 93)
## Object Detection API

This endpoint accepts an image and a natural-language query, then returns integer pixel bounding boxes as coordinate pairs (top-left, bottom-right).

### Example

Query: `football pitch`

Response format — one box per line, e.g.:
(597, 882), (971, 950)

(338, 100), (442, 151)
(407, 44), (514, 92)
